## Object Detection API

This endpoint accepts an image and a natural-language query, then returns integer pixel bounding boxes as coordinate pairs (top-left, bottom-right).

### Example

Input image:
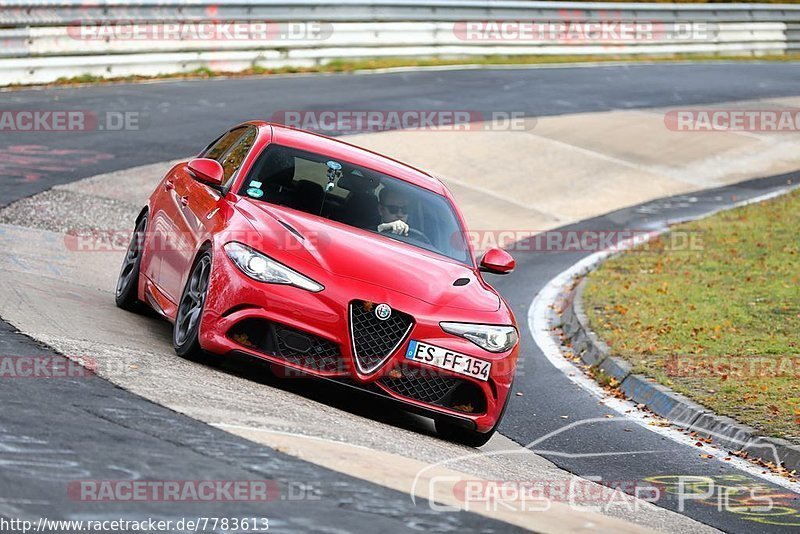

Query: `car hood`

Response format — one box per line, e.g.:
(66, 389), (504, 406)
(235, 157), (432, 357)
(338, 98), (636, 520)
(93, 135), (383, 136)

(235, 200), (500, 312)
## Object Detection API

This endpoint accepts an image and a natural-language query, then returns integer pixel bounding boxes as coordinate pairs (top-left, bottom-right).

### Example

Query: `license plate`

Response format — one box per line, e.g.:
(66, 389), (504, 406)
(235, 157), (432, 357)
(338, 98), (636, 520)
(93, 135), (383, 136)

(405, 340), (491, 381)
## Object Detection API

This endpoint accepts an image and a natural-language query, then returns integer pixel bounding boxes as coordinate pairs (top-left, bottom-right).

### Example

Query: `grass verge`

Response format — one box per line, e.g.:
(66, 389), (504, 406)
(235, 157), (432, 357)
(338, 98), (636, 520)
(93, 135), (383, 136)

(583, 187), (800, 442)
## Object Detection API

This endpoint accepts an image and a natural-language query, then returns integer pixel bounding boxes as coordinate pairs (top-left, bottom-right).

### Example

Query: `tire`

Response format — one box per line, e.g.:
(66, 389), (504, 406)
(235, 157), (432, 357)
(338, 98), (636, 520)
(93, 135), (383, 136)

(436, 378), (515, 447)
(115, 214), (148, 312)
(173, 251), (212, 361)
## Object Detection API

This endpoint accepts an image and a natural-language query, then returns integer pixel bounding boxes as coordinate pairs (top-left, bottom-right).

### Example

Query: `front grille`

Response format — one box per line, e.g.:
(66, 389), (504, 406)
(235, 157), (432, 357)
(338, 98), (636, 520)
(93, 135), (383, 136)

(228, 319), (342, 373)
(349, 300), (413, 373)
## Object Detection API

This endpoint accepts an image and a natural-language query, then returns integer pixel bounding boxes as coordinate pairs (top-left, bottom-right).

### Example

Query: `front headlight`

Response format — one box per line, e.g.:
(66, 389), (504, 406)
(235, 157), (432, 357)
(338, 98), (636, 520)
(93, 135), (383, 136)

(224, 242), (324, 293)
(440, 322), (518, 353)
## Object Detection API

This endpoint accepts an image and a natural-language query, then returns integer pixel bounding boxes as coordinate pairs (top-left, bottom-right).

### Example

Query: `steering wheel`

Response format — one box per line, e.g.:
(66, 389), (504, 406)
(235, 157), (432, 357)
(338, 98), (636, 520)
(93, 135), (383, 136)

(407, 228), (432, 245)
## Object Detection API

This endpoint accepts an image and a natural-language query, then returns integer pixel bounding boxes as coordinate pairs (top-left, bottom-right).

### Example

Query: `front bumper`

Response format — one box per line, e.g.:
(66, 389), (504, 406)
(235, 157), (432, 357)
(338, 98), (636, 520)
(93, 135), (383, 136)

(199, 250), (518, 433)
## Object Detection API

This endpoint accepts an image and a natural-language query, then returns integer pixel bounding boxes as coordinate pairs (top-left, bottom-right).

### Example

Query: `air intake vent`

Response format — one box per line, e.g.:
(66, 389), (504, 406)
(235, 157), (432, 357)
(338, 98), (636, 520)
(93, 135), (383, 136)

(380, 369), (459, 405)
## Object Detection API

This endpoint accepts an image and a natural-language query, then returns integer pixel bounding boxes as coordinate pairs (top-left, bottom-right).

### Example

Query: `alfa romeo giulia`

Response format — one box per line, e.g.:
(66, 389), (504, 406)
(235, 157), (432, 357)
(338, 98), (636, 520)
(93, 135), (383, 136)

(115, 122), (519, 446)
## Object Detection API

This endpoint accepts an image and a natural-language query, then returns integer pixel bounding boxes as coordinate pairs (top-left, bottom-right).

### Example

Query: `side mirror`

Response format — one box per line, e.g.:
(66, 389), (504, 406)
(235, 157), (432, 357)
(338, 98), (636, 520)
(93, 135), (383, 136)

(479, 248), (515, 275)
(188, 158), (224, 186)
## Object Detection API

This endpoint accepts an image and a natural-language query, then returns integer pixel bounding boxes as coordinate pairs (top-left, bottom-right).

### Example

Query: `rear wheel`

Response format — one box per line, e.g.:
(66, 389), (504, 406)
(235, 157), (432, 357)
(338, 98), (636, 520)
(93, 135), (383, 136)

(173, 251), (212, 360)
(115, 214), (148, 312)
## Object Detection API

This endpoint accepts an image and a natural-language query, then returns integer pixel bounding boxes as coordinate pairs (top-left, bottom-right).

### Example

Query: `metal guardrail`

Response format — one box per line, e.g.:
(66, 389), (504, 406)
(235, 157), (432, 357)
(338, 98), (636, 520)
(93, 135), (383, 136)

(1, 1), (799, 86)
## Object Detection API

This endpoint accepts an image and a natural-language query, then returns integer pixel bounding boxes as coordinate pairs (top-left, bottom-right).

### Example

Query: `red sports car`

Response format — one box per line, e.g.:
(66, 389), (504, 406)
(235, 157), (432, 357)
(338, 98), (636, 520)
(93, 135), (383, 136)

(115, 122), (519, 446)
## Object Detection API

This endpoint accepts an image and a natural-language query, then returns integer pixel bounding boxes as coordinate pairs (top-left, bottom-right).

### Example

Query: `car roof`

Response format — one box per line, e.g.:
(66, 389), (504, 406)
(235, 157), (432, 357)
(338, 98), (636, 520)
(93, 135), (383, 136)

(247, 121), (447, 195)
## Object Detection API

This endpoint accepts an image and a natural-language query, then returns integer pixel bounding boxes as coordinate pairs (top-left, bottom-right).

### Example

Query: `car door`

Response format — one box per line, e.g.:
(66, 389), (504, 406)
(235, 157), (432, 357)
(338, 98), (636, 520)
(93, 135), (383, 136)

(156, 127), (247, 301)
(182, 124), (259, 255)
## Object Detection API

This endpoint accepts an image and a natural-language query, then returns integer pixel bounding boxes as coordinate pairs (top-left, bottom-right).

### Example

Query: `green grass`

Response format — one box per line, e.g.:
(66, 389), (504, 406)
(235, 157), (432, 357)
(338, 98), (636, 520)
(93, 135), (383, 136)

(583, 188), (800, 442)
(8, 52), (798, 89)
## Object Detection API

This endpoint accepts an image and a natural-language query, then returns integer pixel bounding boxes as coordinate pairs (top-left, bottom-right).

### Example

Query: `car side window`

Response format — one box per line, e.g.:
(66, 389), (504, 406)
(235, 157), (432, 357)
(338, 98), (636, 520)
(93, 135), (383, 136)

(203, 128), (245, 161)
(201, 127), (257, 187)
(219, 127), (257, 186)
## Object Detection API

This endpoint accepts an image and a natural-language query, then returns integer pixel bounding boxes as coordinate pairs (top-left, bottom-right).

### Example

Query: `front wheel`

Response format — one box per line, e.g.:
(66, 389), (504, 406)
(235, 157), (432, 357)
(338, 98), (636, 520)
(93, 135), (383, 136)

(173, 251), (212, 360)
(115, 214), (148, 311)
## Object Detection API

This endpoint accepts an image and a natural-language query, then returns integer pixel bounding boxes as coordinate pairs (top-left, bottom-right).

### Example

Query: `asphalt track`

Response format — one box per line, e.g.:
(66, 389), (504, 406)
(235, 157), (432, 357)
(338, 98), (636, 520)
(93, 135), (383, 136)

(2, 63), (800, 532)
(4, 62), (800, 205)
(0, 322), (519, 533)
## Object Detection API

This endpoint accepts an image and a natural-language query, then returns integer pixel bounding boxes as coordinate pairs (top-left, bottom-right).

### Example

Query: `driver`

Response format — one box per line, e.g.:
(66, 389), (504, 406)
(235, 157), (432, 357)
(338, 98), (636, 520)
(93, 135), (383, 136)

(377, 186), (410, 236)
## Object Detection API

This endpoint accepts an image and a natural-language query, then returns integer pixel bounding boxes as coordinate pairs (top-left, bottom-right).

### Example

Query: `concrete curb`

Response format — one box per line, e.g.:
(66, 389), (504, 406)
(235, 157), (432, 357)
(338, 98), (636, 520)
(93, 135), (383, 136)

(559, 277), (800, 472)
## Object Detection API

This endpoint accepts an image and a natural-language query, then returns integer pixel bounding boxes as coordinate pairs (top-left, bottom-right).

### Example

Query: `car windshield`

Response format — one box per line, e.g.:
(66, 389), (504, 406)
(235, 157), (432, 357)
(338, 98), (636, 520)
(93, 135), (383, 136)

(240, 144), (472, 265)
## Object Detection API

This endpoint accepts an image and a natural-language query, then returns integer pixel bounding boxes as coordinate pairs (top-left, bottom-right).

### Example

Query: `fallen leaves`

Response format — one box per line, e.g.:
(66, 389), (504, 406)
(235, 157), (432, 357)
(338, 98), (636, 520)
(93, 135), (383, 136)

(730, 449), (798, 482)
(231, 333), (254, 347)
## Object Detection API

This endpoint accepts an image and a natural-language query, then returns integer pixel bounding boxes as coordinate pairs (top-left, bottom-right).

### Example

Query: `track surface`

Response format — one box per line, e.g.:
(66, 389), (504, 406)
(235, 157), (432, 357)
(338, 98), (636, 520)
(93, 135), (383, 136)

(2, 63), (800, 532)
(0, 323), (518, 533)
(4, 63), (800, 205)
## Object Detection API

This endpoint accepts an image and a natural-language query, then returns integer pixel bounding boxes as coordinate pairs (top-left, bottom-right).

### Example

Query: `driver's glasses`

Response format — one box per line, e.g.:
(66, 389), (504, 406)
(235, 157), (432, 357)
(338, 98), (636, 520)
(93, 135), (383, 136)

(383, 204), (407, 215)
